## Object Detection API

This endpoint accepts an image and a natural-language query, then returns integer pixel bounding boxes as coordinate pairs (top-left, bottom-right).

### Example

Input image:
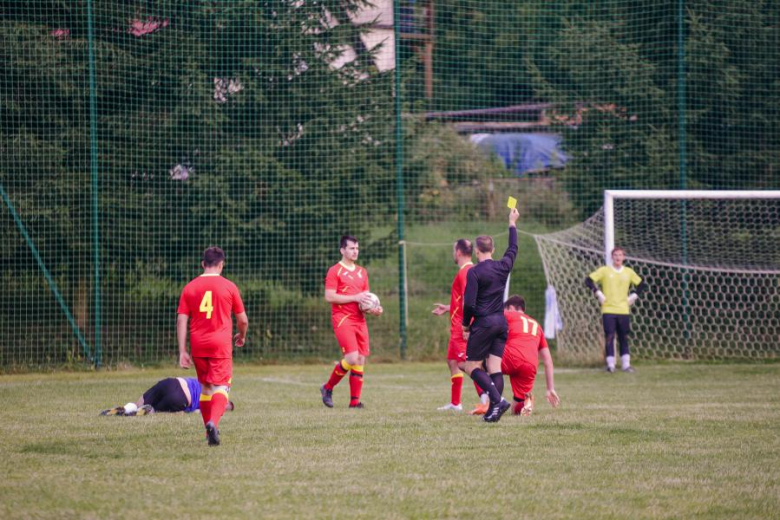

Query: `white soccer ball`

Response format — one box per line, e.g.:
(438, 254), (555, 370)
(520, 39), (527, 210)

(359, 292), (381, 312)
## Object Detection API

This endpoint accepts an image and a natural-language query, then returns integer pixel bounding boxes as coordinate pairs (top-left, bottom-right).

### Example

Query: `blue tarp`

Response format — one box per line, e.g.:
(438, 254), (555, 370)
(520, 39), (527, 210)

(470, 132), (568, 176)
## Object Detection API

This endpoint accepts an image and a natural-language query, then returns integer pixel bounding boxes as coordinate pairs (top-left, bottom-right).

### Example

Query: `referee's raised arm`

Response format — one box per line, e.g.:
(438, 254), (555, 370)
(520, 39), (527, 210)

(501, 208), (520, 270)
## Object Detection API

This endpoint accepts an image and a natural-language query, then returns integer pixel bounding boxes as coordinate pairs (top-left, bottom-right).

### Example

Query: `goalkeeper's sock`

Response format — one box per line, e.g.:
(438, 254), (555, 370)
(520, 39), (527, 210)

(325, 359), (351, 390)
(621, 354), (631, 369)
(210, 389), (229, 428)
(450, 373), (464, 406)
(199, 394), (212, 427)
(469, 368), (500, 404)
(606, 356), (616, 370)
(348, 365), (364, 406)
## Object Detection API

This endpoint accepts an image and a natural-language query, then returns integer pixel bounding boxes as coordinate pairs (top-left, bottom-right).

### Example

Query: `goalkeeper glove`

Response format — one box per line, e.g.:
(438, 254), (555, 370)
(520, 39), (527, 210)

(595, 290), (606, 305)
(628, 293), (639, 306)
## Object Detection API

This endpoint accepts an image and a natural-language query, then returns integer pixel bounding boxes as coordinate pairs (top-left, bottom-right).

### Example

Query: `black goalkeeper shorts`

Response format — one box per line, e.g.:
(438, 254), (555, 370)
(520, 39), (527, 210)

(142, 378), (188, 412)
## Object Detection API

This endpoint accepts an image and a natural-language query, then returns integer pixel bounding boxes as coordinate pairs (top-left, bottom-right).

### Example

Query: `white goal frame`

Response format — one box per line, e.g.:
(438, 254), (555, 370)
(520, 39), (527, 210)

(604, 190), (780, 266)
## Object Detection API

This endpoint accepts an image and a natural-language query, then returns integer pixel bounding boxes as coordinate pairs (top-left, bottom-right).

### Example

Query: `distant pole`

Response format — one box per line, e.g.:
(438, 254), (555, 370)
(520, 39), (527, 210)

(393, 0), (408, 358)
(87, 0), (102, 366)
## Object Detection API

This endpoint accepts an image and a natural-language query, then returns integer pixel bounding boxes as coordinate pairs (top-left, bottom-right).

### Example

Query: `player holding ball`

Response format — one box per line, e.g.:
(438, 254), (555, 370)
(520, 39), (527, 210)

(320, 235), (383, 409)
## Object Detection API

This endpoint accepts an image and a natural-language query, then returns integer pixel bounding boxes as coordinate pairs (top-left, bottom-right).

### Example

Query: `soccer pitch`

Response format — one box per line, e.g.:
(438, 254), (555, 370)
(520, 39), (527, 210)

(1, 363), (778, 519)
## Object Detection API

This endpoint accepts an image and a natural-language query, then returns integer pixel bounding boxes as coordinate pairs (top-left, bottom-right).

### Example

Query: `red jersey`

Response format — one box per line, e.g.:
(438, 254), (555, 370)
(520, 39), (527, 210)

(177, 274), (245, 358)
(503, 309), (548, 367)
(325, 261), (368, 326)
(449, 262), (473, 334)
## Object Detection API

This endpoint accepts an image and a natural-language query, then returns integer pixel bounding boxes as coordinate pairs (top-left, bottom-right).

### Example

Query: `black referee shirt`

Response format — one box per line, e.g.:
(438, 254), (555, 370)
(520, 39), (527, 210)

(462, 226), (518, 325)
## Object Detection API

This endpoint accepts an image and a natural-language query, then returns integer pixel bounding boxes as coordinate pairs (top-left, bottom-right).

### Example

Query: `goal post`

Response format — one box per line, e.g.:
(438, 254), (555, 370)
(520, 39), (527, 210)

(536, 190), (780, 363)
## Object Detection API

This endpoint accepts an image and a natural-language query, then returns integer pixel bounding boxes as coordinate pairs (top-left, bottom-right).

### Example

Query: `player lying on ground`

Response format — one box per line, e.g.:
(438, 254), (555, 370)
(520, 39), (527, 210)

(100, 377), (235, 416)
(501, 295), (560, 416)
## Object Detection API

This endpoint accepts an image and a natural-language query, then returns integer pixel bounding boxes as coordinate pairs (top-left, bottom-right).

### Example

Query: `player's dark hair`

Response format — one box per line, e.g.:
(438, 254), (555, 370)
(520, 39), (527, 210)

(504, 295), (526, 311)
(202, 246), (225, 267)
(475, 235), (493, 253)
(340, 235), (358, 249)
(455, 238), (473, 257)
(612, 246), (625, 256)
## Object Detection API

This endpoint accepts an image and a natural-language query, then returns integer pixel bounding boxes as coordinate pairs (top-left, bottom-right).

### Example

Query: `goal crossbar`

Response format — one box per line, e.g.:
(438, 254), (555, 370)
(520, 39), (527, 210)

(604, 190), (780, 265)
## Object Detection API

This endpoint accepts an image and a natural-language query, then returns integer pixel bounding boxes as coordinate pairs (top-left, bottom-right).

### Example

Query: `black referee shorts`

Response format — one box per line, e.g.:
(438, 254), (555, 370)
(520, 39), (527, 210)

(465, 313), (508, 362)
(142, 378), (189, 412)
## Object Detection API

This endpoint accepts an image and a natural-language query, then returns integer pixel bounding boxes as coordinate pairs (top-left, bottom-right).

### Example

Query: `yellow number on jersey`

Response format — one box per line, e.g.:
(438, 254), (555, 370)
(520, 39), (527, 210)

(520, 316), (539, 336)
(199, 291), (214, 319)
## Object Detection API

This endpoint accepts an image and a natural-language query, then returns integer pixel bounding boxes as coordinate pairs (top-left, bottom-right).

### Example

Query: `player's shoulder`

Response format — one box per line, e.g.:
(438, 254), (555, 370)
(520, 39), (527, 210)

(181, 275), (203, 292)
(504, 309), (521, 322)
(220, 276), (241, 291)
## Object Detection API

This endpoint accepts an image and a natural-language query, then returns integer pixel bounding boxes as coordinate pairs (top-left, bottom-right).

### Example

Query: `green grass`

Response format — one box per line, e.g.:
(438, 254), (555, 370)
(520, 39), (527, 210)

(2, 363), (779, 519)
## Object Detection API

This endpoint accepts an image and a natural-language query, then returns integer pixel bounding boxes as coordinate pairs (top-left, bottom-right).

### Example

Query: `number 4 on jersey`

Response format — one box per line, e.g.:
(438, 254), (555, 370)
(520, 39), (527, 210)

(199, 291), (214, 319)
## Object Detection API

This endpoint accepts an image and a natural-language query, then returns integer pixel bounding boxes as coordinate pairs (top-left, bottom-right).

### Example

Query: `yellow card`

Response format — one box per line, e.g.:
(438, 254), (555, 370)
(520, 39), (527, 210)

(507, 196), (517, 209)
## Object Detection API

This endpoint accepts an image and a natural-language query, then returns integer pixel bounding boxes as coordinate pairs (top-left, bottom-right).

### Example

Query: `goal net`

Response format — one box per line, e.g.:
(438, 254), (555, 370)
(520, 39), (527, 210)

(535, 191), (780, 362)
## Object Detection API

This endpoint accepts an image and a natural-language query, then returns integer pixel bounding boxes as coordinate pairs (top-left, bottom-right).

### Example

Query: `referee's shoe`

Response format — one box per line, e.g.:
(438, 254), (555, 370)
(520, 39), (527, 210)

(484, 399), (511, 423)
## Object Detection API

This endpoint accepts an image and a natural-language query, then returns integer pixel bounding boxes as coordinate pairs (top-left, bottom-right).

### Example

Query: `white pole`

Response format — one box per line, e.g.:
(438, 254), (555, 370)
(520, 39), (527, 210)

(604, 190), (615, 266)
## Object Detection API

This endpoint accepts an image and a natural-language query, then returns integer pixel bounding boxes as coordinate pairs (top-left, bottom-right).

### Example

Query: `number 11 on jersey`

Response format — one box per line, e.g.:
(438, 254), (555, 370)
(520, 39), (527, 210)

(199, 291), (214, 319)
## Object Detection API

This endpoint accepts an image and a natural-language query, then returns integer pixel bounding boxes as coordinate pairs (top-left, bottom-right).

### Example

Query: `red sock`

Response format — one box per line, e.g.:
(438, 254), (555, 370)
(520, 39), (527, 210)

(349, 365), (364, 406)
(325, 359), (350, 390)
(199, 395), (212, 427)
(474, 380), (485, 398)
(451, 373), (464, 406)
(210, 391), (229, 428)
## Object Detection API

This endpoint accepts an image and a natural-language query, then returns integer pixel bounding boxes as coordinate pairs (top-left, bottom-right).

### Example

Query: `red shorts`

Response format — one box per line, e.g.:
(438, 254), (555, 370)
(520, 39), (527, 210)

(447, 331), (467, 362)
(193, 356), (233, 387)
(333, 319), (370, 357)
(501, 359), (537, 401)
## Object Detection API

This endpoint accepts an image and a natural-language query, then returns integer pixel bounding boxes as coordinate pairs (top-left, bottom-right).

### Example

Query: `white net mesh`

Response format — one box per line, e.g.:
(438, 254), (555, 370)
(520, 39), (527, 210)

(535, 196), (780, 362)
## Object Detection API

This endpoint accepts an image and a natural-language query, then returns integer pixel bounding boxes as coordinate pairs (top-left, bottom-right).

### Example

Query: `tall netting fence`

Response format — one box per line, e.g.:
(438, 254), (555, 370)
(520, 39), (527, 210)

(1, 1), (778, 368)
(535, 196), (780, 363)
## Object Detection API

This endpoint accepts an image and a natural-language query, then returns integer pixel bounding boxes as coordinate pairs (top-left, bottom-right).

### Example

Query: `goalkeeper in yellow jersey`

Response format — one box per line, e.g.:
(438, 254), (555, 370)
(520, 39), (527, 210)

(586, 247), (646, 373)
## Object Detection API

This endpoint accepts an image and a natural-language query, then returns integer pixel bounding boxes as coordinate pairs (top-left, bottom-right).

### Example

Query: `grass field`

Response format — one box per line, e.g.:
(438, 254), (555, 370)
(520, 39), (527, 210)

(2, 363), (779, 519)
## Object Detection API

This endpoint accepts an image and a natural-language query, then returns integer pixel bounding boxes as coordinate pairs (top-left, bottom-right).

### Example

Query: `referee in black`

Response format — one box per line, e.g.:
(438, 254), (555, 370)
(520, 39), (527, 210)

(462, 207), (519, 422)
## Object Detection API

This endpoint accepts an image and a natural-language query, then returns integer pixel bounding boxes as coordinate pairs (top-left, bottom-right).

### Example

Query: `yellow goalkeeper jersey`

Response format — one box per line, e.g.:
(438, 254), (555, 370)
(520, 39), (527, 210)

(589, 265), (642, 315)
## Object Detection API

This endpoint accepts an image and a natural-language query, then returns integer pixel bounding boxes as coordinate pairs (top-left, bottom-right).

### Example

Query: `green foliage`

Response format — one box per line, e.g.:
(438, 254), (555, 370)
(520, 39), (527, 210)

(525, 2), (780, 216)
(528, 16), (678, 216)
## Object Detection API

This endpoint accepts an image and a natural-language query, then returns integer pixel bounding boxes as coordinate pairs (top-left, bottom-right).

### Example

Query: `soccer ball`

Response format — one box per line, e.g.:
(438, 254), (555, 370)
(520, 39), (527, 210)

(359, 292), (381, 312)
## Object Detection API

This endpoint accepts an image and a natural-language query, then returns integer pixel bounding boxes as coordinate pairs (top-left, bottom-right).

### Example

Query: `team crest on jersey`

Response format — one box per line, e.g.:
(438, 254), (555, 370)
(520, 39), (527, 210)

(357, 270), (363, 279)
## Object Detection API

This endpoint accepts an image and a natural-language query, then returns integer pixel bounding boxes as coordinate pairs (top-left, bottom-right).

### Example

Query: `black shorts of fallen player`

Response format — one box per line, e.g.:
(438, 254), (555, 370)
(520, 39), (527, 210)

(142, 378), (189, 412)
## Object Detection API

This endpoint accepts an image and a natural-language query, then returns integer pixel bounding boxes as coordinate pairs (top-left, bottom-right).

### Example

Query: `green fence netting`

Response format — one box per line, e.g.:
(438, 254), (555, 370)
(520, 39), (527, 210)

(1, 1), (778, 368)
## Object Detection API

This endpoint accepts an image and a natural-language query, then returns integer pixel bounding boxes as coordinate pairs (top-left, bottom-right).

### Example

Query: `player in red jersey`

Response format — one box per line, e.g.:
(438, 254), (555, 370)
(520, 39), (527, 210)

(177, 247), (248, 446)
(501, 295), (560, 416)
(432, 239), (487, 412)
(320, 235), (383, 409)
